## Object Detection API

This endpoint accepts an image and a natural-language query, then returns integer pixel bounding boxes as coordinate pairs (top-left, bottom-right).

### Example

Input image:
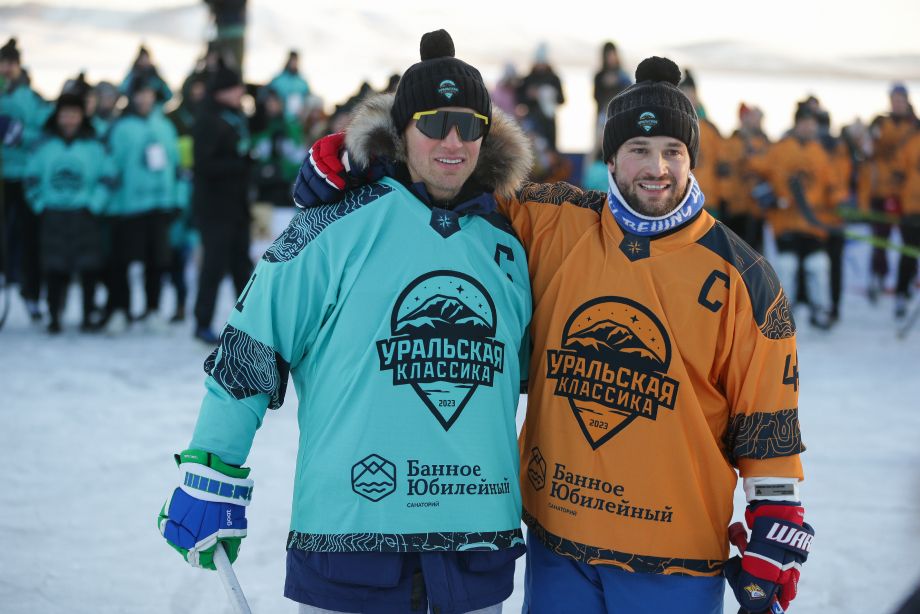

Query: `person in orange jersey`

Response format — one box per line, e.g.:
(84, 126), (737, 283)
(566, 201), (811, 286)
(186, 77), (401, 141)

(297, 56), (814, 614)
(721, 103), (771, 252)
(679, 69), (725, 219)
(865, 83), (919, 300)
(749, 105), (840, 329)
(896, 130), (920, 316)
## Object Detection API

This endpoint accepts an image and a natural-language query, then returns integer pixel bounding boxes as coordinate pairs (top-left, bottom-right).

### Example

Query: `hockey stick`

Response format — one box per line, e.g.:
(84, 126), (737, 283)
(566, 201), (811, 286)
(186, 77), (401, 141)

(213, 543), (253, 614)
(729, 522), (786, 614)
(897, 300), (920, 340)
(788, 176), (920, 259)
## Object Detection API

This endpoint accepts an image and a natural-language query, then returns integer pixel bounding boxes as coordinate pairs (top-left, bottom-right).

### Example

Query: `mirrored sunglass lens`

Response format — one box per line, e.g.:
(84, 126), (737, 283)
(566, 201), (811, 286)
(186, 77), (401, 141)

(452, 113), (478, 140)
(416, 113), (447, 139)
(416, 112), (484, 141)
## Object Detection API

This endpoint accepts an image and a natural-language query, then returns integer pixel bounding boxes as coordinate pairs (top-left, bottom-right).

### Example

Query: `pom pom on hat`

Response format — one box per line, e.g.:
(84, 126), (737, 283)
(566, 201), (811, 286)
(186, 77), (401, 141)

(635, 56), (682, 86)
(420, 30), (455, 61)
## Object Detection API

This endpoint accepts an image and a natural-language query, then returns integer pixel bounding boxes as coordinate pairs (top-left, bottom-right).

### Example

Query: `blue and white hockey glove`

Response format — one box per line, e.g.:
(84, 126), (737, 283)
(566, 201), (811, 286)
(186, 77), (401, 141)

(157, 449), (253, 570)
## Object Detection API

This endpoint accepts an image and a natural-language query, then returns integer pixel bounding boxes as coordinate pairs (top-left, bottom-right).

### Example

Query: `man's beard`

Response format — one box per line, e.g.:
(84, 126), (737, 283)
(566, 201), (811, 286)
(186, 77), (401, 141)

(615, 171), (686, 217)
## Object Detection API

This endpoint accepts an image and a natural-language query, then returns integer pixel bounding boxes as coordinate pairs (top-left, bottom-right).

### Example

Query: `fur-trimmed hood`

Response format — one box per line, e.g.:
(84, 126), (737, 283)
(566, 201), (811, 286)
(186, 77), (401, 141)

(344, 93), (533, 198)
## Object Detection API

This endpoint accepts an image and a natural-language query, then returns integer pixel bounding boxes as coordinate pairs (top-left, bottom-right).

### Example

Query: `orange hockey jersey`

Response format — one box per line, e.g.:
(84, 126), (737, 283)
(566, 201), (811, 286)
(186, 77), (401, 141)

(867, 114), (916, 201)
(749, 136), (838, 240)
(694, 119), (724, 214)
(498, 185), (804, 576)
(721, 130), (771, 217)
(898, 131), (920, 216)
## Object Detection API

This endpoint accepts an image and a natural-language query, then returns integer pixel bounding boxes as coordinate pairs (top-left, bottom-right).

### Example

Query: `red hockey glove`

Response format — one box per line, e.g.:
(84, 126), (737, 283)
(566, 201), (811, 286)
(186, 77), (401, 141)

(725, 501), (814, 613)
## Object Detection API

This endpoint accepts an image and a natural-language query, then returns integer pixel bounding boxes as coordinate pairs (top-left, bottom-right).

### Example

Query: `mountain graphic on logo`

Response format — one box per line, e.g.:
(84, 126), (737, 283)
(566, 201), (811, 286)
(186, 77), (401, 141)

(565, 319), (662, 363)
(395, 295), (491, 335)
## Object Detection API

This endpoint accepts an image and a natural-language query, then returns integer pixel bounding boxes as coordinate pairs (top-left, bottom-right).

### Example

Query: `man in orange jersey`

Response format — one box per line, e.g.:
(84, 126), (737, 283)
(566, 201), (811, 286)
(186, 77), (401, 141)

(295, 55), (813, 614)
(896, 128), (920, 317)
(721, 104), (770, 252)
(865, 83), (919, 300)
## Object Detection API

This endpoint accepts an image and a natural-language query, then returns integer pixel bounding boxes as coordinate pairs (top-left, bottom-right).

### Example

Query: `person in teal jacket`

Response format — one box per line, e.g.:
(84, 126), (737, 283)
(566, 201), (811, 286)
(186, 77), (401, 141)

(24, 91), (114, 333)
(103, 74), (179, 333)
(1, 37), (52, 321)
(266, 50), (311, 121)
(119, 45), (172, 106)
(158, 30), (536, 613)
(250, 86), (305, 207)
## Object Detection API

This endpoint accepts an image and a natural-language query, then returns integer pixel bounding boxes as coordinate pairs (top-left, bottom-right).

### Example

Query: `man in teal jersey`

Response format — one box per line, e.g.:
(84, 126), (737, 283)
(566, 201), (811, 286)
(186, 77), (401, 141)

(265, 50), (311, 121)
(24, 89), (114, 333)
(158, 30), (534, 613)
(0, 37), (51, 321)
(103, 74), (180, 333)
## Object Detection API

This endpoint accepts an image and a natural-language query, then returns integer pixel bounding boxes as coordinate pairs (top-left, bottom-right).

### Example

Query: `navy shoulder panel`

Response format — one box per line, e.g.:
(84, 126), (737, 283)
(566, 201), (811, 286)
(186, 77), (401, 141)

(263, 183), (393, 263)
(480, 210), (524, 245)
(696, 221), (796, 339)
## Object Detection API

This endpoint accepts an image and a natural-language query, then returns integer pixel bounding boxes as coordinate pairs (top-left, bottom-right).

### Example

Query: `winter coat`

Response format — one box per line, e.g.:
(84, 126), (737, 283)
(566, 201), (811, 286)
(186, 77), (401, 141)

(192, 100), (251, 224)
(106, 109), (179, 217)
(0, 76), (51, 179)
(266, 70), (311, 120)
(24, 130), (113, 215)
(593, 67), (631, 116)
(24, 121), (113, 272)
(899, 132), (920, 216)
(866, 114), (917, 201)
(749, 135), (836, 239)
(694, 118), (724, 215)
(250, 114), (305, 206)
(720, 129), (772, 217)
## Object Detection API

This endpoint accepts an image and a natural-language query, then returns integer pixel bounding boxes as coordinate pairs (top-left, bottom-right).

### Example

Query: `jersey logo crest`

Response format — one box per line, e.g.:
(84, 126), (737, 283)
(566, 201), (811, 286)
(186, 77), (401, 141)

(351, 454), (397, 502)
(377, 271), (505, 430)
(546, 297), (679, 449)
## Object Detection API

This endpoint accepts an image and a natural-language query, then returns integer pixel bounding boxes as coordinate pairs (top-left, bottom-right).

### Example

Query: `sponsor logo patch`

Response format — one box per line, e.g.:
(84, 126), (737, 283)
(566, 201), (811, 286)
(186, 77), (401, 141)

(438, 79), (459, 100)
(351, 454), (397, 502)
(638, 111), (658, 133)
(744, 582), (767, 600)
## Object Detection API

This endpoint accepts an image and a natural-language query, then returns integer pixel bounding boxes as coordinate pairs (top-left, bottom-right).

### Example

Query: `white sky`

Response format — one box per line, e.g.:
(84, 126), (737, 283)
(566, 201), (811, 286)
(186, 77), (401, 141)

(4, 0), (920, 149)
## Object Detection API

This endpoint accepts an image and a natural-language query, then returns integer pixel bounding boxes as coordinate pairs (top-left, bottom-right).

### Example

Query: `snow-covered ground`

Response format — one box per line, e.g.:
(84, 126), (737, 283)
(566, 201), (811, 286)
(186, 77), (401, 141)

(2, 236), (919, 614)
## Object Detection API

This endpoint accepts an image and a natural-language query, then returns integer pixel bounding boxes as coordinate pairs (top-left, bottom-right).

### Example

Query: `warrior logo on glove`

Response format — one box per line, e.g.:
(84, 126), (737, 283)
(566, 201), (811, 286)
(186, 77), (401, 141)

(546, 297), (680, 449)
(376, 270), (504, 431)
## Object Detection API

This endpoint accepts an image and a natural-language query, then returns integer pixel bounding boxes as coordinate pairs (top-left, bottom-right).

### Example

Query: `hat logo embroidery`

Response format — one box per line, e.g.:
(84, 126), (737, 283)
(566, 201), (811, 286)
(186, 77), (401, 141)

(638, 111), (658, 133)
(438, 79), (460, 100)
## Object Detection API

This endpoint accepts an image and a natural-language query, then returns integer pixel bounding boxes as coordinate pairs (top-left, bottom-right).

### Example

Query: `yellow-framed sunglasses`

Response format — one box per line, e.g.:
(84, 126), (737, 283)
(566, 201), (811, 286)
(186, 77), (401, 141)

(411, 109), (489, 142)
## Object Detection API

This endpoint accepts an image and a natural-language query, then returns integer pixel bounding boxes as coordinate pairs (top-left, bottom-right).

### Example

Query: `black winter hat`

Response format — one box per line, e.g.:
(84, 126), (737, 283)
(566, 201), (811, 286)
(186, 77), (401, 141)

(128, 67), (158, 98)
(391, 30), (491, 139)
(207, 59), (242, 93)
(603, 56), (700, 168)
(1, 38), (21, 63)
(794, 102), (819, 124)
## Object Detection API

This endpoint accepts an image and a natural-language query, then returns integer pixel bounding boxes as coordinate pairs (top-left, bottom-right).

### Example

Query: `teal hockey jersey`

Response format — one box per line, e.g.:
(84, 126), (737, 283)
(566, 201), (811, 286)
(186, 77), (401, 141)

(190, 176), (532, 553)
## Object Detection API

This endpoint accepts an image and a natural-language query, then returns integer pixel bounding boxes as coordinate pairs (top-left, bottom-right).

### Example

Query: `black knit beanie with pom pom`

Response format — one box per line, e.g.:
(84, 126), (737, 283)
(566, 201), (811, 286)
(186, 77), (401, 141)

(390, 29), (492, 139)
(602, 56), (700, 168)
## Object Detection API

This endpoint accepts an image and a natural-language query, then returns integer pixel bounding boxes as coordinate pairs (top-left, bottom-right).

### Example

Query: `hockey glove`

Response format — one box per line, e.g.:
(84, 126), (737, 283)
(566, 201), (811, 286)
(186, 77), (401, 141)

(157, 449), (253, 570)
(292, 132), (389, 208)
(725, 501), (814, 612)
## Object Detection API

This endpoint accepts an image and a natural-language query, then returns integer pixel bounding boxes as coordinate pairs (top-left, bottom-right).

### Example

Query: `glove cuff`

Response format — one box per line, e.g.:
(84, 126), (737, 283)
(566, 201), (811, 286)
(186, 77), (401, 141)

(174, 448), (250, 479)
(178, 461), (254, 506)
